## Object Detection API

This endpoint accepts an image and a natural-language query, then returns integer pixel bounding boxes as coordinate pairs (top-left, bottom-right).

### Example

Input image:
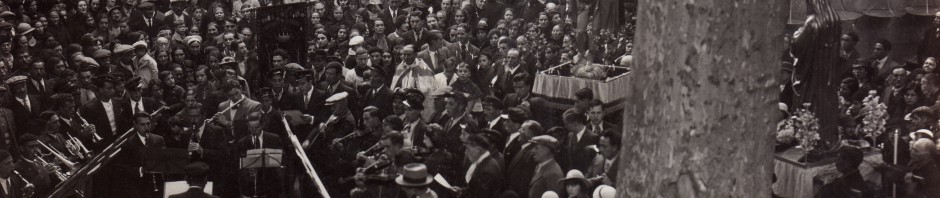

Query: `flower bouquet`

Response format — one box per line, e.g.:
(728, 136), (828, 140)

(859, 90), (887, 147)
(776, 118), (798, 152)
(793, 103), (822, 162)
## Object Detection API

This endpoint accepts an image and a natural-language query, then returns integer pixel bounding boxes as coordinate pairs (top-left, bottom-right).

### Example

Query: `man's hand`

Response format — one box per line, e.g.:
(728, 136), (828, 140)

(187, 142), (203, 154)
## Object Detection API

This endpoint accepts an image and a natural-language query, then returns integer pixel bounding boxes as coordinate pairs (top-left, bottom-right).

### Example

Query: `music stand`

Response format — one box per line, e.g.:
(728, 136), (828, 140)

(240, 149), (284, 197)
(144, 148), (190, 196)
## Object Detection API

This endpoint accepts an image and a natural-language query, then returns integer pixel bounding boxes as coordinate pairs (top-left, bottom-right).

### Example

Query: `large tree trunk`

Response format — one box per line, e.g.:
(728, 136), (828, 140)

(618, 0), (787, 197)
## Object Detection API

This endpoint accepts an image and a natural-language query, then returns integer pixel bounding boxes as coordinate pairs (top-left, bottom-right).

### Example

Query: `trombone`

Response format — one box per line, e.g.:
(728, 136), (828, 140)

(36, 141), (77, 174)
(75, 112), (102, 142)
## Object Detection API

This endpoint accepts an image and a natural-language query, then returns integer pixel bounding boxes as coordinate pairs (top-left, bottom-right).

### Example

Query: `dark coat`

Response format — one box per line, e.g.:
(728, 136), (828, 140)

(557, 128), (599, 172)
(216, 97), (261, 139)
(462, 154), (503, 198)
(79, 99), (130, 149)
(236, 131), (283, 154)
(506, 144), (537, 197)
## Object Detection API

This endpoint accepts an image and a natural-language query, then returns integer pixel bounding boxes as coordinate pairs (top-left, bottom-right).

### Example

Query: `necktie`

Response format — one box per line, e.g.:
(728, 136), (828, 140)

(446, 74), (452, 85)
(253, 136), (260, 149)
(37, 81), (44, 94)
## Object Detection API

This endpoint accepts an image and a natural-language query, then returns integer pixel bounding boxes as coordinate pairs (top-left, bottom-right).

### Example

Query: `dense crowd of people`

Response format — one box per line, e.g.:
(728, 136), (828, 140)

(778, 12), (940, 198)
(0, 0), (634, 197)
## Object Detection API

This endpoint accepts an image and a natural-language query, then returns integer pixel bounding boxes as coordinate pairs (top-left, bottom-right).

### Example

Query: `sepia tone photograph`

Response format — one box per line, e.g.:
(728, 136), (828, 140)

(0, 0), (935, 197)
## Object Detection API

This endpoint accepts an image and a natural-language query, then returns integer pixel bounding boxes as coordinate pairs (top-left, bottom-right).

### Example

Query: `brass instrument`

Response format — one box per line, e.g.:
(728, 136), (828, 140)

(13, 170), (35, 197)
(63, 132), (91, 160)
(36, 141), (77, 175)
(75, 112), (102, 142)
(31, 153), (87, 198)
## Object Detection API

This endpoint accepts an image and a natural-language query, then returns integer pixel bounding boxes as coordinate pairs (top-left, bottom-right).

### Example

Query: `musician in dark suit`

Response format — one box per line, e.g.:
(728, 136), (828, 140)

(0, 88), (16, 153)
(235, 112), (283, 156)
(321, 62), (360, 123)
(168, 162), (219, 198)
(180, 103), (238, 198)
(235, 112), (282, 197)
(13, 135), (53, 198)
(50, 93), (96, 146)
(556, 108), (599, 172)
(78, 75), (128, 149)
(401, 98), (433, 152)
(213, 79), (261, 140)
(120, 77), (165, 136)
(111, 112), (166, 198)
(455, 134), (503, 198)
(6, 76), (43, 136)
(0, 149), (33, 198)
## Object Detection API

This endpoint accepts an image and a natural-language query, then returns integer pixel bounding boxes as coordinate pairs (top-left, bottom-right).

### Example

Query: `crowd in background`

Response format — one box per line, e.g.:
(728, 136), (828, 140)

(0, 0), (634, 197)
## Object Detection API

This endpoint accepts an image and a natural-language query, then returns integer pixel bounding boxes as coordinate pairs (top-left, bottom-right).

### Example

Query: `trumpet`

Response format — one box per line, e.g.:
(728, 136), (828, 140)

(13, 170), (35, 197)
(75, 112), (102, 142)
(36, 141), (77, 174)
(64, 132), (91, 160)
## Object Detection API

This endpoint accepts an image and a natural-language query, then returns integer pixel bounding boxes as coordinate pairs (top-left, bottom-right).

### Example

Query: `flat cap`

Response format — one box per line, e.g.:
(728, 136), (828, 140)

(113, 44), (134, 54)
(529, 135), (559, 150)
(138, 1), (155, 8)
(325, 92), (349, 105)
(133, 41), (148, 49)
(93, 49), (112, 58)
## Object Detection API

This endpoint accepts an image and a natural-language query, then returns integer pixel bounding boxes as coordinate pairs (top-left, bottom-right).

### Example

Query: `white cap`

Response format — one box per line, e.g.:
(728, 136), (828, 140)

(348, 36), (365, 46)
(540, 191), (559, 198)
(593, 185), (616, 198)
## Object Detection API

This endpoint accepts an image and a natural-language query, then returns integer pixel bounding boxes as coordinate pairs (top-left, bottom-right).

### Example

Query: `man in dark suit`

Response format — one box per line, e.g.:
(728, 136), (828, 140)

(112, 112), (166, 198)
(235, 112), (282, 197)
(119, 77), (163, 123)
(586, 129), (620, 187)
(50, 93), (96, 151)
(236, 112), (282, 155)
(362, 67), (394, 116)
(380, 0), (409, 28)
(213, 79), (261, 140)
(457, 134), (503, 198)
(503, 73), (534, 109)
(401, 12), (432, 50)
(481, 96), (509, 140)
(321, 62), (360, 123)
(586, 99), (620, 134)
(128, 1), (166, 38)
(24, 60), (53, 100)
(528, 135), (563, 198)
(505, 120), (543, 197)
(0, 89), (16, 153)
(490, 49), (530, 99)
(168, 162), (219, 198)
(446, 25), (480, 63)
(5, 76), (42, 137)
(556, 108), (599, 172)
(416, 32), (453, 73)
(79, 76), (128, 148)
(0, 149), (32, 198)
(180, 103), (238, 198)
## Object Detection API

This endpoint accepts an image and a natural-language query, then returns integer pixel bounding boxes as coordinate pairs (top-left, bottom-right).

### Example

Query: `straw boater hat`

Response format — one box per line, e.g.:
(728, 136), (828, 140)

(395, 163), (433, 187)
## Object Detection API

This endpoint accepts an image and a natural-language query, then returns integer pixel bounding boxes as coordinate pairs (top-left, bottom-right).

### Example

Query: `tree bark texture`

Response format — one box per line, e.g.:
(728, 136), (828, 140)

(619, 0), (788, 197)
